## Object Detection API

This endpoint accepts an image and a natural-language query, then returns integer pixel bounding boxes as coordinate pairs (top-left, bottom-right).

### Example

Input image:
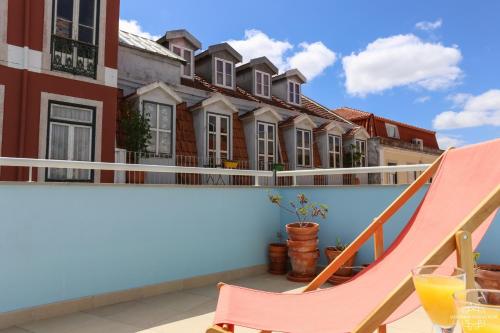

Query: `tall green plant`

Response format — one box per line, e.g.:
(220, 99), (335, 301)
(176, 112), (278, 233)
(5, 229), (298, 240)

(119, 100), (152, 158)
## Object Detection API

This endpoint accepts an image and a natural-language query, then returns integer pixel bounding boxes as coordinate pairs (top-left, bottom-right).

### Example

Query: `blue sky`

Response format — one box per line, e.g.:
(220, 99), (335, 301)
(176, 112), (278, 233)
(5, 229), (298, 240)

(119, 0), (500, 148)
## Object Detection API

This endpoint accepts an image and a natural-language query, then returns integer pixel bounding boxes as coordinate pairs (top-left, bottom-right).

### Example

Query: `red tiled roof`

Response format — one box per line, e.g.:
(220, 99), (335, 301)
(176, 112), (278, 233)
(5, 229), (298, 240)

(301, 96), (348, 123)
(333, 107), (439, 149)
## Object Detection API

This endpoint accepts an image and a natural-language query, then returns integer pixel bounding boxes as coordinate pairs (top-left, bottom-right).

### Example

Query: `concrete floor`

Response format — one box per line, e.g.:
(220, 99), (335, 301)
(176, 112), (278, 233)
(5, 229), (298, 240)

(0, 273), (458, 333)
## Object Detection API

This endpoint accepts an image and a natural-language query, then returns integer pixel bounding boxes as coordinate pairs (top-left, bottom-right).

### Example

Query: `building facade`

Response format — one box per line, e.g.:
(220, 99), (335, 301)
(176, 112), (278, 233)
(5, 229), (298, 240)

(0, 0), (120, 182)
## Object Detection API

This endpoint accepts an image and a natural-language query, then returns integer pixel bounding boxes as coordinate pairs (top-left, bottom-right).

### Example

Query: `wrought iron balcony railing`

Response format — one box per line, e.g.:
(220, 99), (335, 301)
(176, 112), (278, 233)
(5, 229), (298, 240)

(51, 35), (98, 79)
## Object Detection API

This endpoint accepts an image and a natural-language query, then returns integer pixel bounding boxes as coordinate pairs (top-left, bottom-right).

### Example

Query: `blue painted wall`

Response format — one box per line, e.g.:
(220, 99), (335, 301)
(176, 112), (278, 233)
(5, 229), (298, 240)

(279, 186), (499, 266)
(0, 184), (497, 313)
(0, 185), (280, 312)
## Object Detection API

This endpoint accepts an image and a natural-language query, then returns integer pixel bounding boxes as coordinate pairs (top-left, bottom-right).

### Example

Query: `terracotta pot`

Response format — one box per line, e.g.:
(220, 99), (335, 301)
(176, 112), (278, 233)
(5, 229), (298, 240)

(268, 243), (287, 275)
(475, 264), (500, 304)
(288, 249), (319, 277)
(327, 265), (366, 285)
(287, 239), (318, 252)
(126, 171), (145, 184)
(286, 222), (319, 241)
(324, 246), (358, 277)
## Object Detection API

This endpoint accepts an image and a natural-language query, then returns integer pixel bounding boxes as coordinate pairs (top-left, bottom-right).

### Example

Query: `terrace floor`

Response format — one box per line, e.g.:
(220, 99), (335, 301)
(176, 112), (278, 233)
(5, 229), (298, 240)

(1, 273), (458, 333)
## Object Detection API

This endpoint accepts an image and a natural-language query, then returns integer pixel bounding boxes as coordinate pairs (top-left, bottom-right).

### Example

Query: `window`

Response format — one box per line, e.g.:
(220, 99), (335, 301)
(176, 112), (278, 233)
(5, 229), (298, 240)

(328, 135), (341, 168)
(388, 162), (398, 184)
(143, 101), (173, 156)
(355, 139), (366, 167)
(255, 71), (271, 98)
(296, 129), (312, 167)
(257, 122), (276, 170)
(412, 138), (424, 150)
(215, 58), (233, 88)
(52, 0), (99, 78)
(288, 81), (300, 105)
(46, 102), (95, 181)
(385, 123), (399, 139)
(172, 45), (194, 78)
(207, 113), (230, 165)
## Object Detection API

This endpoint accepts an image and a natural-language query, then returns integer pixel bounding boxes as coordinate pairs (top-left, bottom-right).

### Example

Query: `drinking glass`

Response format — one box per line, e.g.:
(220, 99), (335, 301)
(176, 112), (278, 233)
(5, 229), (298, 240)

(454, 289), (500, 333)
(412, 265), (466, 333)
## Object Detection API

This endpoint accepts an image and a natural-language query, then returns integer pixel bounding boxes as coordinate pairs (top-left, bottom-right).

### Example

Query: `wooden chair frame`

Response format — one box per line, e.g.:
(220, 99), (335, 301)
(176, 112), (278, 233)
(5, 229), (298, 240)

(207, 149), (500, 333)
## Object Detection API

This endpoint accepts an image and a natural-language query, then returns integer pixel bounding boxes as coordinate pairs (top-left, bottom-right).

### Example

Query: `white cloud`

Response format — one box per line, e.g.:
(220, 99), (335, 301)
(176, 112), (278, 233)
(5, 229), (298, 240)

(227, 29), (336, 81)
(433, 89), (500, 130)
(342, 34), (462, 97)
(436, 133), (465, 149)
(414, 96), (431, 103)
(446, 93), (473, 108)
(415, 19), (443, 31)
(119, 19), (160, 40)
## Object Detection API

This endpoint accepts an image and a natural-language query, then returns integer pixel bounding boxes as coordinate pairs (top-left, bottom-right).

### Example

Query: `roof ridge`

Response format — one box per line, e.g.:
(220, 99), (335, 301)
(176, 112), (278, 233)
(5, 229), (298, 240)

(302, 96), (353, 124)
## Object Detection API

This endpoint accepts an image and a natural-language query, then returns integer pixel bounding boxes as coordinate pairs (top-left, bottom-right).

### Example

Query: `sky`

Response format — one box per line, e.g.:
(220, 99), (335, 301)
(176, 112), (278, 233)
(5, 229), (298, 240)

(119, 0), (500, 149)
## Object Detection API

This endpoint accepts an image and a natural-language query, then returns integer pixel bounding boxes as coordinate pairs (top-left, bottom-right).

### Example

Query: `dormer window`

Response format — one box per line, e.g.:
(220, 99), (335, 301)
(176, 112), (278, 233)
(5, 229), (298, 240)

(385, 123), (399, 138)
(215, 58), (233, 88)
(288, 81), (301, 105)
(255, 70), (271, 98)
(171, 45), (194, 78)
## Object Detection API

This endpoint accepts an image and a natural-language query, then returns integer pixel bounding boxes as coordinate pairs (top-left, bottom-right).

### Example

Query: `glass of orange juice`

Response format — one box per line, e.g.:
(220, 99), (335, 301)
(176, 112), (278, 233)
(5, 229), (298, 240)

(454, 289), (500, 333)
(412, 265), (465, 333)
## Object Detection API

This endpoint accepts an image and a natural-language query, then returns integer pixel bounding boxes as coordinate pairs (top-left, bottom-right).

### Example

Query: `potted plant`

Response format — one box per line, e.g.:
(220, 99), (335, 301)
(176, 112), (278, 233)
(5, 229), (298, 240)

(325, 237), (359, 285)
(223, 159), (239, 169)
(342, 144), (362, 185)
(272, 163), (285, 172)
(473, 253), (500, 304)
(118, 100), (152, 184)
(269, 192), (328, 282)
(268, 231), (287, 275)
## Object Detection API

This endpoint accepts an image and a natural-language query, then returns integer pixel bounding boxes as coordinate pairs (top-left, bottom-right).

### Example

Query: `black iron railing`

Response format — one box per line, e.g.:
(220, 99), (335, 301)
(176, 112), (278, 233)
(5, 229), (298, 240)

(51, 35), (98, 79)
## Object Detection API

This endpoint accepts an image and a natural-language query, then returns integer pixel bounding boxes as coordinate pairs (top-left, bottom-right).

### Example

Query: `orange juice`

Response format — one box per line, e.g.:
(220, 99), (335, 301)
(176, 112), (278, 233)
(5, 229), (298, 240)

(413, 274), (465, 327)
(458, 306), (500, 333)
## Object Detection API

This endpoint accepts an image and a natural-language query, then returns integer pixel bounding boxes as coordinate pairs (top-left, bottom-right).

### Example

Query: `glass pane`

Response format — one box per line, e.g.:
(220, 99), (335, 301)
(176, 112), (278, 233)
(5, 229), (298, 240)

(329, 153), (334, 168)
(216, 72), (224, 85)
(78, 0), (95, 27)
(263, 74), (269, 85)
(220, 117), (228, 134)
(216, 60), (224, 84)
(183, 49), (191, 76)
(49, 123), (69, 179)
(258, 140), (264, 155)
(173, 46), (181, 56)
(256, 72), (262, 84)
(304, 149), (310, 166)
(158, 132), (171, 154)
(263, 84), (269, 97)
(158, 105), (171, 130)
(328, 136), (333, 151)
(183, 49), (191, 61)
(289, 82), (294, 102)
(256, 82), (262, 95)
(296, 130), (302, 148)
(216, 60), (223, 72)
(148, 130), (157, 152)
(221, 135), (227, 151)
(144, 103), (157, 128)
(297, 149), (303, 165)
(78, 25), (94, 44)
(209, 133), (216, 150)
(73, 126), (91, 161)
(304, 131), (310, 147)
(208, 116), (216, 132)
(335, 137), (341, 153)
(57, 0), (74, 20)
(51, 104), (92, 123)
(335, 153), (341, 168)
(267, 125), (274, 140)
(225, 72), (232, 87)
(268, 141), (274, 155)
(258, 155), (265, 170)
(183, 63), (191, 76)
(56, 18), (73, 38)
(258, 123), (265, 139)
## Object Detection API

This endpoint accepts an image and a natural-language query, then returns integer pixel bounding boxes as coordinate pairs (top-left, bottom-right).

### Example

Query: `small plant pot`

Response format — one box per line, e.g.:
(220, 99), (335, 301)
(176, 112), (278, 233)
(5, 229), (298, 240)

(324, 246), (358, 277)
(268, 243), (287, 275)
(223, 160), (239, 169)
(475, 264), (500, 304)
(286, 222), (319, 241)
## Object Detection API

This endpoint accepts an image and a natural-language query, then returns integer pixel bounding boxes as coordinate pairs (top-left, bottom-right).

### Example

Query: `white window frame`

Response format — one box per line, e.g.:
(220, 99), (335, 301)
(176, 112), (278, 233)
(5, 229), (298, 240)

(255, 70), (271, 98)
(296, 128), (312, 167)
(412, 138), (424, 150)
(214, 57), (234, 88)
(207, 113), (231, 165)
(328, 134), (342, 168)
(385, 123), (400, 139)
(355, 139), (367, 167)
(143, 101), (173, 157)
(53, 0), (98, 44)
(288, 80), (301, 105)
(171, 44), (194, 78)
(256, 121), (276, 170)
(47, 102), (94, 181)
(387, 162), (398, 184)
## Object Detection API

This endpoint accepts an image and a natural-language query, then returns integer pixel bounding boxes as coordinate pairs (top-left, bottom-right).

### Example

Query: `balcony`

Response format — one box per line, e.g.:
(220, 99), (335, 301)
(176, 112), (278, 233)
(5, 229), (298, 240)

(51, 35), (98, 79)
(375, 137), (443, 155)
(0, 156), (498, 332)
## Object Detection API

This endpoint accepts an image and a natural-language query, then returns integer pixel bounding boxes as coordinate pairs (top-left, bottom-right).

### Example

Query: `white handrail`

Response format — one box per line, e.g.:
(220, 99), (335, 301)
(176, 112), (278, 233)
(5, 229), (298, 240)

(0, 157), (274, 177)
(276, 164), (430, 177)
